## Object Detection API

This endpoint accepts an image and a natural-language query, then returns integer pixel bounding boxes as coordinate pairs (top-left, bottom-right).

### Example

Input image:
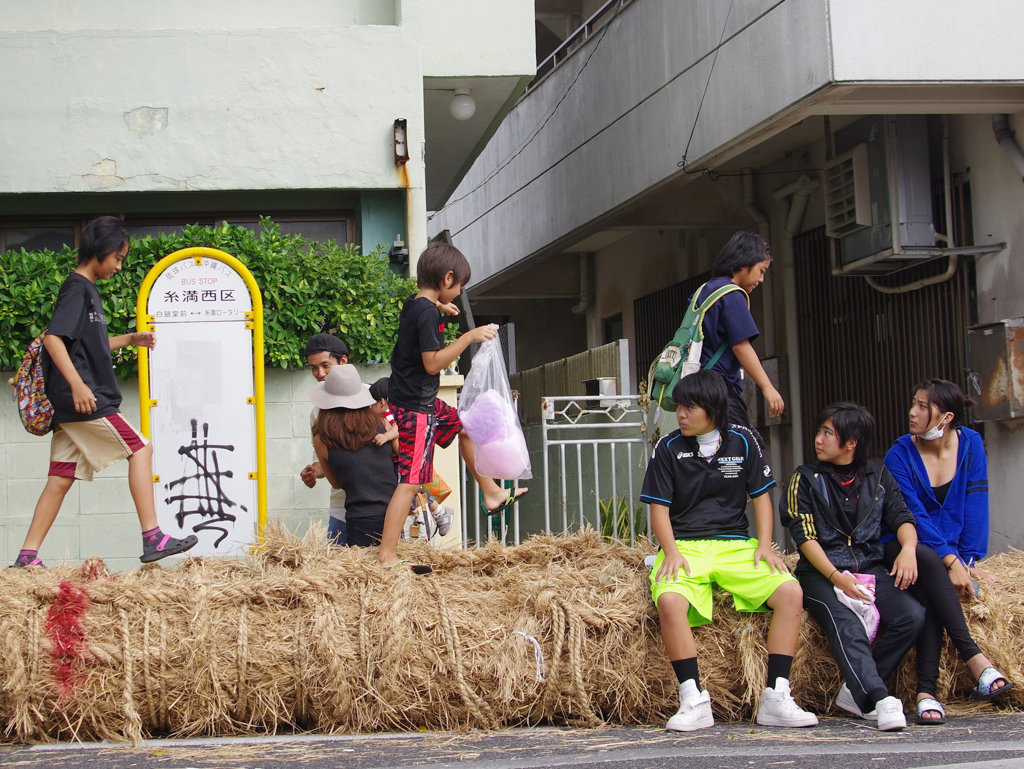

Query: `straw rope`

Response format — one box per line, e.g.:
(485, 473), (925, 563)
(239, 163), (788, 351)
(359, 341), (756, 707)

(0, 526), (1020, 743)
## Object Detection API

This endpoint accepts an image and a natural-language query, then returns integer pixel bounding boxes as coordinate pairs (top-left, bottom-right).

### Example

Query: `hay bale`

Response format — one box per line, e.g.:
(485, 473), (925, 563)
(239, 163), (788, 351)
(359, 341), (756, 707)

(0, 528), (1020, 743)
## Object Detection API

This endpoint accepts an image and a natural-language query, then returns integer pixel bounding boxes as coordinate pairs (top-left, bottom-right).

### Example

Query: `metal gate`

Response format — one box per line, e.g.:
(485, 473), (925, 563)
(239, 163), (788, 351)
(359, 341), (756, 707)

(461, 393), (652, 547)
(540, 393), (652, 544)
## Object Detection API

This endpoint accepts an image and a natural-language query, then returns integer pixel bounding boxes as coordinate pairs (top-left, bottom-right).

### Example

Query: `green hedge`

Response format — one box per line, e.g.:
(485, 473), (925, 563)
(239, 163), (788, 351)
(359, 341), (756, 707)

(0, 219), (418, 377)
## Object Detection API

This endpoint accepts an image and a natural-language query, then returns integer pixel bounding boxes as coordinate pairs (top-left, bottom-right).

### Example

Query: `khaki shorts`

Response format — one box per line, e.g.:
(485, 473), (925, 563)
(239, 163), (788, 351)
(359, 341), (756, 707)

(49, 413), (148, 481)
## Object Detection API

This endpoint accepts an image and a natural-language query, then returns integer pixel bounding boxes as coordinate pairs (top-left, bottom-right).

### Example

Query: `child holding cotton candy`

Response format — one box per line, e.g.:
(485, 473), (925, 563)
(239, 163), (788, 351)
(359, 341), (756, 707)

(376, 242), (529, 570)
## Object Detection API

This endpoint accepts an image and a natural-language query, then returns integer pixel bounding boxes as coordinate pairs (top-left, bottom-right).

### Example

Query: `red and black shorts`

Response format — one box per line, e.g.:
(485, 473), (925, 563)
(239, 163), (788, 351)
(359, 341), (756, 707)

(393, 399), (462, 485)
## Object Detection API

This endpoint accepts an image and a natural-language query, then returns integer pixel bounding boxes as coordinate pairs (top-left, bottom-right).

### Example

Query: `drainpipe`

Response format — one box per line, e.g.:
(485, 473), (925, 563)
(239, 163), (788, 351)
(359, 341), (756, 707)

(743, 168), (770, 241)
(571, 252), (595, 347)
(743, 168), (774, 341)
(743, 168), (785, 510)
(570, 253), (591, 315)
(993, 114), (1024, 182)
(772, 174), (820, 470)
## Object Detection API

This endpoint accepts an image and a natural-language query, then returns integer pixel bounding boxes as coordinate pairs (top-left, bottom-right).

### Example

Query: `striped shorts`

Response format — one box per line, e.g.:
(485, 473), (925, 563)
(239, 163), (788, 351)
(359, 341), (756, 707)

(393, 399), (461, 485)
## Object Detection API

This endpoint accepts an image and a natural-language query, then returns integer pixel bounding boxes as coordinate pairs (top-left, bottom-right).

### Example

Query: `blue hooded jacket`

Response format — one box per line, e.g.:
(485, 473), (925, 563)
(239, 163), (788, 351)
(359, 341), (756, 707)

(883, 427), (989, 563)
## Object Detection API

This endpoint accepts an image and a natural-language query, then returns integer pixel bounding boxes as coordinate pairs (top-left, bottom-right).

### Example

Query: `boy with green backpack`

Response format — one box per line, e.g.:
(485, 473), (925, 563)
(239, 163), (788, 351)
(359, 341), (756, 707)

(650, 231), (783, 443)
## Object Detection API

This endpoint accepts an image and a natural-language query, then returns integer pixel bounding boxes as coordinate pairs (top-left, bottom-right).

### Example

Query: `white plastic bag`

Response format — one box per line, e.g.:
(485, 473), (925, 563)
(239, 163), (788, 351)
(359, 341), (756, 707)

(458, 334), (532, 480)
(834, 572), (879, 643)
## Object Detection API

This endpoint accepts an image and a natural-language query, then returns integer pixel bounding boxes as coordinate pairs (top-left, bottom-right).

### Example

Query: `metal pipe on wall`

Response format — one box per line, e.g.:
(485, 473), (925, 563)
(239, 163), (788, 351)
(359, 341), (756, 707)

(993, 114), (1024, 182)
(743, 168), (784, 509)
(772, 174), (820, 470)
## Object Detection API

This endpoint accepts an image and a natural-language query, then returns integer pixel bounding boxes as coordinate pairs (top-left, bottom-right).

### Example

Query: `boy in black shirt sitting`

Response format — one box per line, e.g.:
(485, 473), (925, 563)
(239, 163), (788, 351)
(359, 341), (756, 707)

(641, 370), (816, 731)
(780, 402), (924, 731)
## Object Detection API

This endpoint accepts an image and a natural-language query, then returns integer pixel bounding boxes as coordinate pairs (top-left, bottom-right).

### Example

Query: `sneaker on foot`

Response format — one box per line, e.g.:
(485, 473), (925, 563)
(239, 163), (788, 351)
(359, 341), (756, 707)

(666, 679), (714, 732)
(874, 696), (907, 731)
(431, 504), (454, 537)
(836, 683), (877, 720)
(140, 533), (199, 563)
(756, 678), (818, 727)
(11, 554), (45, 568)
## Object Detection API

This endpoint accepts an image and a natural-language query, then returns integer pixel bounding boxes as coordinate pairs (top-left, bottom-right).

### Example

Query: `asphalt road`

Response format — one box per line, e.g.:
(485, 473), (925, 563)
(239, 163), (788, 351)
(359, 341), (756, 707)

(3, 713), (1024, 769)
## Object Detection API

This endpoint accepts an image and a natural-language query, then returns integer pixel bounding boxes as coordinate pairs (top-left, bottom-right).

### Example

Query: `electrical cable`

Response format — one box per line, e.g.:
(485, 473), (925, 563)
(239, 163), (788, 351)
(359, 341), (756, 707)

(677, 0), (736, 179)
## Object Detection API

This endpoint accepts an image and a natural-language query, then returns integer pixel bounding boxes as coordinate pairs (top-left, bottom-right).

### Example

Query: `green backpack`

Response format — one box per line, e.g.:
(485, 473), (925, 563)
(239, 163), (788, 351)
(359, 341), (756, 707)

(648, 282), (748, 410)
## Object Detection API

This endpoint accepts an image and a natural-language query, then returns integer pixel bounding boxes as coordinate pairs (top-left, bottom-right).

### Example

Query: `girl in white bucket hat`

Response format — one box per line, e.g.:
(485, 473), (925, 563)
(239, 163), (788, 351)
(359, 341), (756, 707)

(310, 365), (398, 548)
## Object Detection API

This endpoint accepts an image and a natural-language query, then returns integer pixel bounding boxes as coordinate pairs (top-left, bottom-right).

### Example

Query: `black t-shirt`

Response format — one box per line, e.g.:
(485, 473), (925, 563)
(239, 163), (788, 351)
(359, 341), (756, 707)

(389, 295), (447, 412)
(820, 462), (862, 533)
(697, 277), (759, 396)
(640, 423), (775, 540)
(324, 427), (398, 520)
(44, 273), (121, 424)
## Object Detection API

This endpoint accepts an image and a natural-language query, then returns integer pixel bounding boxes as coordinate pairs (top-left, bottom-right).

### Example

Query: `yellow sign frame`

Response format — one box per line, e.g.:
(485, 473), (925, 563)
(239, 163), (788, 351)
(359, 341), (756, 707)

(135, 247), (267, 539)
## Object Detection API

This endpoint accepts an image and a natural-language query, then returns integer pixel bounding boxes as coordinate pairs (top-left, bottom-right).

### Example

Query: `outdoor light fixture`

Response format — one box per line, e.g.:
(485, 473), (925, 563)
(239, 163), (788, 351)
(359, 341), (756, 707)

(389, 233), (409, 267)
(449, 88), (476, 121)
(394, 118), (409, 165)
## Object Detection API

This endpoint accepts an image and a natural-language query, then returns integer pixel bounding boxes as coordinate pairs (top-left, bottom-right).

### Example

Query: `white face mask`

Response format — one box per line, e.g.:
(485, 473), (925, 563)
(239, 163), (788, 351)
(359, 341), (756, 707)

(920, 412), (952, 441)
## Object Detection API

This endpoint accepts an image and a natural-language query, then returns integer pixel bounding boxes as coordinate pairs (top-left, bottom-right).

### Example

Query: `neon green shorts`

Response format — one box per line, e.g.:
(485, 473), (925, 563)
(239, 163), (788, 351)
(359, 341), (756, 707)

(649, 538), (797, 627)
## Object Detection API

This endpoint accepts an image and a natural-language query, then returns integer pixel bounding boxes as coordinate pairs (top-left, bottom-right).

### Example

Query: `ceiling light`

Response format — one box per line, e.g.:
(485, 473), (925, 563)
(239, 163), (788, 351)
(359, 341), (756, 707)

(449, 88), (476, 121)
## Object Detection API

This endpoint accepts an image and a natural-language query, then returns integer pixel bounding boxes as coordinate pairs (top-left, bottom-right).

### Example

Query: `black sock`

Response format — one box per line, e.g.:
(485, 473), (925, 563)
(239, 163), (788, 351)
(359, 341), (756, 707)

(766, 654), (793, 689)
(671, 657), (700, 689)
(865, 687), (889, 712)
(142, 526), (162, 543)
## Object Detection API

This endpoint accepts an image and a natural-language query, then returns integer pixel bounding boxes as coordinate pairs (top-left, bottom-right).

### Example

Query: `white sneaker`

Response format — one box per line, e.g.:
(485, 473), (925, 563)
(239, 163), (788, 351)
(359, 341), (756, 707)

(874, 696), (907, 731)
(836, 683), (877, 721)
(666, 679), (714, 732)
(756, 679), (818, 727)
(431, 505), (454, 537)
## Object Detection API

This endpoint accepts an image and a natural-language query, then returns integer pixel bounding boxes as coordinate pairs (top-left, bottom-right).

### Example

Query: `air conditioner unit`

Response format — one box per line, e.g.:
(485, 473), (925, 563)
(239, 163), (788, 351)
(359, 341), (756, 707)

(825, 115), (937, 275)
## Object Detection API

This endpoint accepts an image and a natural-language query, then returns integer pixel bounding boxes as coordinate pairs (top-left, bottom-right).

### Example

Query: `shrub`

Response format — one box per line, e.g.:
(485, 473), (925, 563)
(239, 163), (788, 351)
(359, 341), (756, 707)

(0, 219), (418, 376)
(598, 496), (649, 544)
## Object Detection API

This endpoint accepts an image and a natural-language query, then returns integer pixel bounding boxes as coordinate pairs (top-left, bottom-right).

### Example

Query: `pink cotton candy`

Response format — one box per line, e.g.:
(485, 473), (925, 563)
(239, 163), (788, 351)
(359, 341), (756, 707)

(459, 389), (512, 445)
(475, 431), (530, 480)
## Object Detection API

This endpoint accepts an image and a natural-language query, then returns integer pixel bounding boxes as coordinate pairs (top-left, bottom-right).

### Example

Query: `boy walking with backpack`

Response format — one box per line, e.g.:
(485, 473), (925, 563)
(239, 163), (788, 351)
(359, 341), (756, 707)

(377, 242), (527, 569)
(12, 216), (197, 568)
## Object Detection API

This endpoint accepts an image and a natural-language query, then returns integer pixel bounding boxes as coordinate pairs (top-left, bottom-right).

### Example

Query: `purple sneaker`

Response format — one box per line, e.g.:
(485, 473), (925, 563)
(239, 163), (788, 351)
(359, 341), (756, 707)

(12, 553), (45, 568)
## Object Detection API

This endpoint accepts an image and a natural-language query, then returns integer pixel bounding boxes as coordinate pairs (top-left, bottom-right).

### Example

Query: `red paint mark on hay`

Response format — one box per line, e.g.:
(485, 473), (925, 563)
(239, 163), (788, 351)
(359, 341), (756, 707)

(45, 581), (90, 694)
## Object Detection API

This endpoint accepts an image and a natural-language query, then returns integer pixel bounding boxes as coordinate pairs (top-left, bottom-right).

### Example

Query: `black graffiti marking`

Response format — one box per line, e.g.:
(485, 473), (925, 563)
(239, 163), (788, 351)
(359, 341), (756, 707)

(164, 418), (248, 547)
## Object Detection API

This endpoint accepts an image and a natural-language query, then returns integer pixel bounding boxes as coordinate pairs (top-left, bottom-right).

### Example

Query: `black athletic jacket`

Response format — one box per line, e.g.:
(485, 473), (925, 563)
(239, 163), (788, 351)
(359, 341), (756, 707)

(780, 461), (916, 573)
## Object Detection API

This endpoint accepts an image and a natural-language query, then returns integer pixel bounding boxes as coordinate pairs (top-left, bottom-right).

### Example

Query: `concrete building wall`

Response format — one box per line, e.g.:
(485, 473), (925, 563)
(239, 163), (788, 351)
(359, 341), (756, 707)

(410, 0), (535, 77)
(431, 0), (834, 285)
(950, 111), (1024, 553)
(0, 0), (534, 258)
(432, 0), (1024, 291)
(0, 25), (423, 195)
(1, 369), (351, 571)
(1, 365), (468, 570)
(1, 0), (397, 30)
(828, 0), (1024, 81)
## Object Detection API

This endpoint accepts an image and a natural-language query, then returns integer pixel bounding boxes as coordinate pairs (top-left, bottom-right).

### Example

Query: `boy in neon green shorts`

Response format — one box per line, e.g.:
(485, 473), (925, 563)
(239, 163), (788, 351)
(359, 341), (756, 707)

(640, 370), (815, 731)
